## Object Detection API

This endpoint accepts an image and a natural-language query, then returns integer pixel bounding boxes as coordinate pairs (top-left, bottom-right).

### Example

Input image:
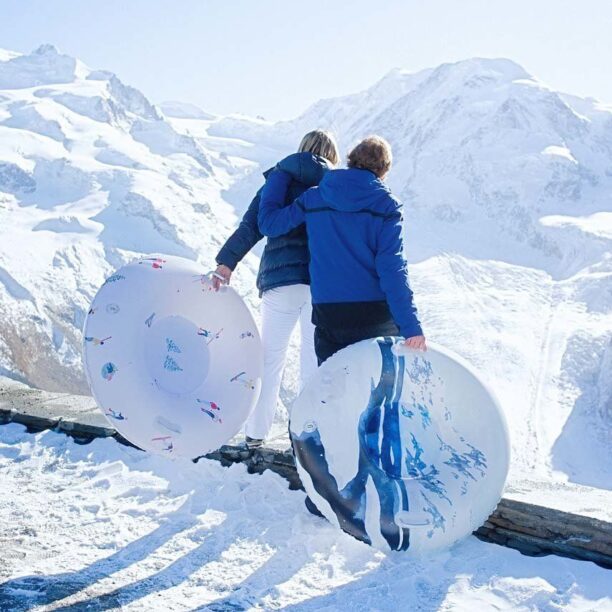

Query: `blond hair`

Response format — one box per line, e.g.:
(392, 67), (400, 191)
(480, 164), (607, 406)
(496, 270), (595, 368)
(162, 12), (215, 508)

(298, 130), (340, 166)
(347, 136), (393, 178)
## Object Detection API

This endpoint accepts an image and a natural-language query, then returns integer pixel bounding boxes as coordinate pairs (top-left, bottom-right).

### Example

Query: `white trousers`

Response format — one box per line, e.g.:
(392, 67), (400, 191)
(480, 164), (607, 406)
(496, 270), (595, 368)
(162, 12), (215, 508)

(245, 284), (317, 440)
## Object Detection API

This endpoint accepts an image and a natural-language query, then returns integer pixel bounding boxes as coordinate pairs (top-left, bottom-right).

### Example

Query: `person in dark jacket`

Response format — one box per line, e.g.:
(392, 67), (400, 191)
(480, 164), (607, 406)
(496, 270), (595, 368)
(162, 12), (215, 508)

(213, 130), (340, 448)
(257, 135), (426, 364)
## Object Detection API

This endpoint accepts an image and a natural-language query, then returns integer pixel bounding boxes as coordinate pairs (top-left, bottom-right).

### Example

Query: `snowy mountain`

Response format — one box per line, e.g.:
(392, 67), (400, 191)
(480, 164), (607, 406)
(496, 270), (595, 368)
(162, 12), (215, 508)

(0, 47), (610, 493)
(0, 45), (261, 393)
(257, 58), (612, 274)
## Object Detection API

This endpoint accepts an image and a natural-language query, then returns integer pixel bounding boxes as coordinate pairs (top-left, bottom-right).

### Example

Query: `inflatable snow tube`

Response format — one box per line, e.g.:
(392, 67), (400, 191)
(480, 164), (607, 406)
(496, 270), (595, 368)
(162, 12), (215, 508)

(290, 337), (510, 554)
(83, 255), (263, 458)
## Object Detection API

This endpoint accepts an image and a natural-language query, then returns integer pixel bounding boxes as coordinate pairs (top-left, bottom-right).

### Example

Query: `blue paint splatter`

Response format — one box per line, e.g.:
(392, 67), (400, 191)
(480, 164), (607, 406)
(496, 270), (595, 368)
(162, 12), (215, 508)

(405, 434), (451, 505)
(100, 362), (118, 381)
(105, 408), (126, 420)
(164, 356), (183, 372)
(400, 404), (414, 418)
(166, 338), (182, 353)
(103, 274), (126, 285)
(437, 435), (488, 484)
(422, 492), (446, 538)
(405, 357), (434, 385)
(464, 443), (488, 477)
(410, 394), (432, 429)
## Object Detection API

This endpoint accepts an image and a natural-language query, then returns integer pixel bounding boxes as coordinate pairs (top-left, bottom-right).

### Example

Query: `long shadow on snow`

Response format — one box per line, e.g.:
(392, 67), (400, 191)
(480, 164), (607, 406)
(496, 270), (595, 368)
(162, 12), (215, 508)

(0, 496), (204, 612)
(275, 536), (612, 612)
(46, 506), (313, 611)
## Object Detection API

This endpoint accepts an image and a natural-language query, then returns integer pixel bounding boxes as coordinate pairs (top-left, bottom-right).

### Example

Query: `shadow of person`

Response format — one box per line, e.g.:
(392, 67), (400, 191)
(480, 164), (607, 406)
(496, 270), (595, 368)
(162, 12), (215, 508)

(48, 518), (231, 612)
(56, 542), (307, 612)
(264, 535), (612, 612)
(0, 496), (203, 612)
(48, 508), (314, 611)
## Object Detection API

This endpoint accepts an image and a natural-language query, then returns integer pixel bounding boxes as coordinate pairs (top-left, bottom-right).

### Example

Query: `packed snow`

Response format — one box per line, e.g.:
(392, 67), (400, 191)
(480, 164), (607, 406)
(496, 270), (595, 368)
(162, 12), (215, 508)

(0, 424), (610, 611)
(0, 45), (611, 608)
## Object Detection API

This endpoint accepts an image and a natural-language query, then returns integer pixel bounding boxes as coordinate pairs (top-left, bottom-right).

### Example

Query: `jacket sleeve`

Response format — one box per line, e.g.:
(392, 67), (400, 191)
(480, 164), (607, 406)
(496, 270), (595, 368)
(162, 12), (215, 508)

(215, 188), (264, 270)
(375, 203), (423, 338)
(258, 169), (306, 237)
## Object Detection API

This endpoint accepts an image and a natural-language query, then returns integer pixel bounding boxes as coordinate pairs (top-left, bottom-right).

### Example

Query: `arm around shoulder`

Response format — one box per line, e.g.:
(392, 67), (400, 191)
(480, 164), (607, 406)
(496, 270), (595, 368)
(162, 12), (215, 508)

(257, 169), (306, 237)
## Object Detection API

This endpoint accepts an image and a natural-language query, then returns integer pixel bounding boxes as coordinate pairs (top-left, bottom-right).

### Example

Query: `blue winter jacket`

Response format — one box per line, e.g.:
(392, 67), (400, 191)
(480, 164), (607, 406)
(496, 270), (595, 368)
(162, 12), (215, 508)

(258, 168), (422, 338)
(215, 152), (331, 294)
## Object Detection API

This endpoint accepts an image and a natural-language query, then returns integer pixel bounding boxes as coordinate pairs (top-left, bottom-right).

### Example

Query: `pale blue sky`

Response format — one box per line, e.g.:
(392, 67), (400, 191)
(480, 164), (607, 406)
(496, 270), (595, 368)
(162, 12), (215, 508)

(1, 0), (611, 120)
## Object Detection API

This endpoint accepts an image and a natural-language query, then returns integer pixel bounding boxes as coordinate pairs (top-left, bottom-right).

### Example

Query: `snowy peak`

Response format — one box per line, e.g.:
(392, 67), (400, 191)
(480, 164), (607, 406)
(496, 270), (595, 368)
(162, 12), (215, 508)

(426, 57), (531, 86)
(376, 57), (532, 104)
(0, 44), (86, 89)
(0, 45), (220, 175)
(289, 57), (533, 138)
(0, 45), (161, 123)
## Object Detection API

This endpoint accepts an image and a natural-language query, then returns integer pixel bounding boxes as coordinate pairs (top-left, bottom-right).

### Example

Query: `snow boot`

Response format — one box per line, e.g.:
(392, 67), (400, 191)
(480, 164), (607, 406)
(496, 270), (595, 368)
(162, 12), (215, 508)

(245, 436), (264, 450)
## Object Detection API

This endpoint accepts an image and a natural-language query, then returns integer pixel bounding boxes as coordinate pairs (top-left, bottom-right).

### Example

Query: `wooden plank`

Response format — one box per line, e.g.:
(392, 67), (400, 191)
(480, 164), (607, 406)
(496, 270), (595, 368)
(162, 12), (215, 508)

(486, 499), (612, 557)
(202, 444), (612, 569)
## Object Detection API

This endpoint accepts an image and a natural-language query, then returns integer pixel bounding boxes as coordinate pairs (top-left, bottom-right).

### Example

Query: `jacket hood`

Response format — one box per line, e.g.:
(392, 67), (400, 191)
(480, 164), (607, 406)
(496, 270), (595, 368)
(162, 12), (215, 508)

(318, 168), (392, 212)
(267, 152), (330, 187)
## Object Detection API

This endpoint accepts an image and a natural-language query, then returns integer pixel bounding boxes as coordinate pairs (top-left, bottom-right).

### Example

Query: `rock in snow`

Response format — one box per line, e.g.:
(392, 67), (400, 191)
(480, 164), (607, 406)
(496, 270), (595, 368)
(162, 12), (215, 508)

(0, 46), (610, 498)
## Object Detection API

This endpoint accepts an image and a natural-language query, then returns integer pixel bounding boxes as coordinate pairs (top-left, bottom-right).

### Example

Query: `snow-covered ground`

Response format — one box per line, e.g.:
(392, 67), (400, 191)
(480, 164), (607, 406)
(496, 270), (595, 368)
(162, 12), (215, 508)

(0, 423), (610, 612)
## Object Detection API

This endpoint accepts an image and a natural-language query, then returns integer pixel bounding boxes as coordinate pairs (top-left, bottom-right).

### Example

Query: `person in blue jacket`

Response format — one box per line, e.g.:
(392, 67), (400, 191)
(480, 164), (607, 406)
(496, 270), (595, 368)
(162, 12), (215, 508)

(213, 130), (340, 448)
(258, 135), (426, 364)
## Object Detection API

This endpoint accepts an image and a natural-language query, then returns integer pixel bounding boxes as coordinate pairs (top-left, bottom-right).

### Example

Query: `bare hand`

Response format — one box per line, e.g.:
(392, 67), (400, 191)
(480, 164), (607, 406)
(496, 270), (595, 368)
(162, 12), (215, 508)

(403, 335), (427, 351)
(212, 264), (232, 291)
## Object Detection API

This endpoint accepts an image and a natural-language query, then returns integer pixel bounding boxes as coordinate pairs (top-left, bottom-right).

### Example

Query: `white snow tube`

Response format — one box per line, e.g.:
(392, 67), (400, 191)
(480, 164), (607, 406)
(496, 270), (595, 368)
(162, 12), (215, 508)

(290, 337), (510, 554)
(83, 255), (263, 458)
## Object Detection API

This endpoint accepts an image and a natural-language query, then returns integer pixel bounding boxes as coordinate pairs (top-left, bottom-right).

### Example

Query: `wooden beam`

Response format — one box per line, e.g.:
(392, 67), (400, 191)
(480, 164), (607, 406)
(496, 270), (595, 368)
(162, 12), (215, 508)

(205, 444), (612, 569)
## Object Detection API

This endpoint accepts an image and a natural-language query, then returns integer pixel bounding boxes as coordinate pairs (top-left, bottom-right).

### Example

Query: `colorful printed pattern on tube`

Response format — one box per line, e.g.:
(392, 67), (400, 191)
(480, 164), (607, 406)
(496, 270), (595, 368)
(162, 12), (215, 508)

(82, 255), (263, 458)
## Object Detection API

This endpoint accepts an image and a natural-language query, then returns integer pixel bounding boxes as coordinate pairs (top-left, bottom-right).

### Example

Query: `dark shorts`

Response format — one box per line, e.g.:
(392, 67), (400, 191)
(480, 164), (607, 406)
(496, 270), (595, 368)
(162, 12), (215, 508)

(312, 299), (400, 364)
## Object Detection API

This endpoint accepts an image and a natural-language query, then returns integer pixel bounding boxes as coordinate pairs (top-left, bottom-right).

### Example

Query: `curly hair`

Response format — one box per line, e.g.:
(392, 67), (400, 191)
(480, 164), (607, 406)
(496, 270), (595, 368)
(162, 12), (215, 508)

(347, 136), (392, 178)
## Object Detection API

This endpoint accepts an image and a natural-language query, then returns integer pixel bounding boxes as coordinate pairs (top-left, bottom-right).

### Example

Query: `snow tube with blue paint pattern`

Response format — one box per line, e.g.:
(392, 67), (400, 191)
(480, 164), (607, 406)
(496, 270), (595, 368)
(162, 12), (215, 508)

(83, 255), (263, 458)
(290, 337), (510, 553)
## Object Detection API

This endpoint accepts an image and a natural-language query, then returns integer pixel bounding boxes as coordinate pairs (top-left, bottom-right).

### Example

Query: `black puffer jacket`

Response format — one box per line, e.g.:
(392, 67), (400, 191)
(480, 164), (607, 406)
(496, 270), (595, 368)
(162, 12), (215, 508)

(215, 152), (331, 294)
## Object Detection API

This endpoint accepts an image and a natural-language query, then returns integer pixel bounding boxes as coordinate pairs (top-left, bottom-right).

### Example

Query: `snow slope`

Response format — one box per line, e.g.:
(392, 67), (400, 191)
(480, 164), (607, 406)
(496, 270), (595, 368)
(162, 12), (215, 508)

(0, 47), (610, 497)
(0, 45), (261, 394)
(0, 424), (610, 612)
